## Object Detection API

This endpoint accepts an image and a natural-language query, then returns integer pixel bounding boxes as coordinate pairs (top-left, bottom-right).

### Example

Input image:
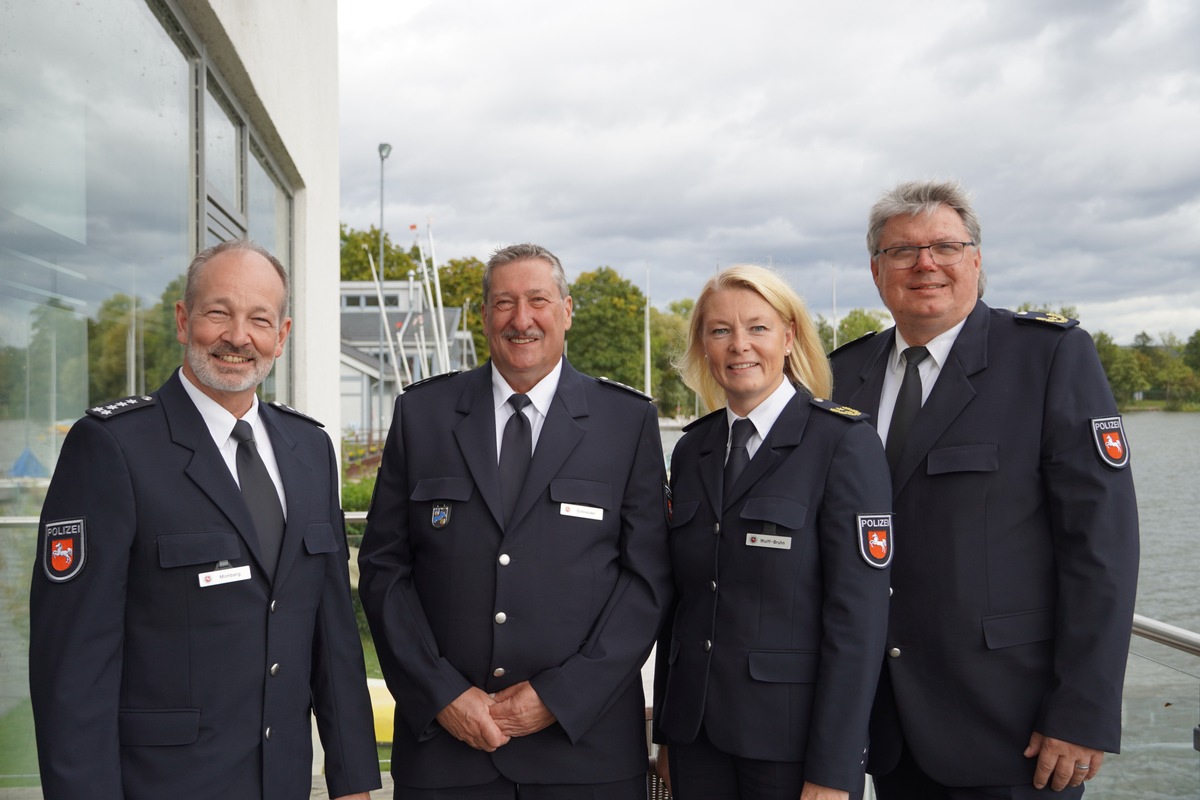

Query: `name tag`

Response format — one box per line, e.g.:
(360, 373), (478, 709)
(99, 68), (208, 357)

(745, 533), (791, 550)
(560, 503), (604, 521)
(198, 564), (251, 587)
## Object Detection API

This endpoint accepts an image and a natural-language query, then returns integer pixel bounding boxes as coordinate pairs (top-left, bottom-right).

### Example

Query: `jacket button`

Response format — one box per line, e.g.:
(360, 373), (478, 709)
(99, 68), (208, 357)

(264, 727), (272, 740)
(703, 640), (712, 651)
(494, 612), (507, 624)
(710, 580), (717, 592)
(713, 523), (720, 535)
(888, 647), (901, 658)
(493, 667), (506, 677)
(270, 600), (278, 613)
(888, 587), (894, 597)
(498, 554), (511, 566)
(270, 663), (280, 676)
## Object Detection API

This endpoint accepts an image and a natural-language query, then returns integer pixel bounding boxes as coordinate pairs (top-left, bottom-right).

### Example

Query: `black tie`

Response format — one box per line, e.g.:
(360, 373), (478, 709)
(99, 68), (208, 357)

(724, 418), (755, 499)
(886, 346), (930, 470)
(232, 419), (285, 577)
(499, 394), (533, 526)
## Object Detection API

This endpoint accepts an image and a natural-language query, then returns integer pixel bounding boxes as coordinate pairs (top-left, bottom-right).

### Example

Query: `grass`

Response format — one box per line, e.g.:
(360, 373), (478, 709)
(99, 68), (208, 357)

(0, 699), (41, 787)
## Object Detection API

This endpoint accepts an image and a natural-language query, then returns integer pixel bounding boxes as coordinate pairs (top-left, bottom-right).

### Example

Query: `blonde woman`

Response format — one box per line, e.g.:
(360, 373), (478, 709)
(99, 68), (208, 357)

(652, 265), (892, 800)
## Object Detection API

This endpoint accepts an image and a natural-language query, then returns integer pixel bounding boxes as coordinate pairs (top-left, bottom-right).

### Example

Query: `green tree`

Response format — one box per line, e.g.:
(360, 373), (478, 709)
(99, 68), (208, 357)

(836, 309), (890, 347)
(436, 257), (488, 361)
(567, 267), (644, 387)
(340, 223), (421, 281)
(1184, 329), (1200, 373)
(649, 305), (693, 417)
(815, 315), (835, 354)
(1106, 348), (1150, 409)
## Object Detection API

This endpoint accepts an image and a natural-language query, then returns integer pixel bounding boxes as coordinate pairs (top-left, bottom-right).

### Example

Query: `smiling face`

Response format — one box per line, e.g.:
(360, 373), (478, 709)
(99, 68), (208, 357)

(482, 257), (573, 393)
(175, 248), (291, 416)
(701, 287), (794, 416)
(872, 203), (982, 345)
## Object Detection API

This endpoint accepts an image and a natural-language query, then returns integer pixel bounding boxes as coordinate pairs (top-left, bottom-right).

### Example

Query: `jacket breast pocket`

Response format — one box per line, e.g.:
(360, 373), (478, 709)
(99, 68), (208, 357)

(303, 521), (339, 555)
(927, 444), (999, 475)
(549, 478), (612, 511)
(411, 477), (474, 502)
(739, 496), (807, 533)
(119, 708), (200, 746)
(157, 531), (242, 568)
(748, 650), (819, 684)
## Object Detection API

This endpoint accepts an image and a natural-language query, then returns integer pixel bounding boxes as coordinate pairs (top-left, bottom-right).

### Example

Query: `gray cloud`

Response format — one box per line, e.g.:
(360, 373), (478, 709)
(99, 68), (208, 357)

(339, 0), (1200, 343)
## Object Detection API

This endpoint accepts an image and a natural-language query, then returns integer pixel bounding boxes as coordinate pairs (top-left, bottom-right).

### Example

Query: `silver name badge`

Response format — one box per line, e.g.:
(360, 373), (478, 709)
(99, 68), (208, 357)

(745, 533), (791, 550)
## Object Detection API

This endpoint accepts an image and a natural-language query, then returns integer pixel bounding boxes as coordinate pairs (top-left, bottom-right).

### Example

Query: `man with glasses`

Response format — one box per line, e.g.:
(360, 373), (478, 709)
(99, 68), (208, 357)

(830, 180), (1139, 798)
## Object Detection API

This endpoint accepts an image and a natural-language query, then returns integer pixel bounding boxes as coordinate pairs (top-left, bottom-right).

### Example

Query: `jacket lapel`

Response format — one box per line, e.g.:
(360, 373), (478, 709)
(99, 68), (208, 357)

(724, 392), (809, 509)
(259, 404), (307, 586)
(843, 329), (894, 423)
(508, 360), (587, 529)
(453, 366), (506, 529)
(891, 302), (990, 493)
(160, 372), (267, 573)
(693, 413), (726, 520)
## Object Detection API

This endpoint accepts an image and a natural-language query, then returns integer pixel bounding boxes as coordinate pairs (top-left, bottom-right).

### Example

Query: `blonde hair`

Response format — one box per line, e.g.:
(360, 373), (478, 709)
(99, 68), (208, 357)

(677, 264), (831, 412)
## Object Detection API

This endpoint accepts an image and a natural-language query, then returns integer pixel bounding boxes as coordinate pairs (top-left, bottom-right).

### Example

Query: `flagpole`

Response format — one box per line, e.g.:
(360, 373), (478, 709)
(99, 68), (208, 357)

(426, 218), (451, 371)
(644, 267), (651, 397)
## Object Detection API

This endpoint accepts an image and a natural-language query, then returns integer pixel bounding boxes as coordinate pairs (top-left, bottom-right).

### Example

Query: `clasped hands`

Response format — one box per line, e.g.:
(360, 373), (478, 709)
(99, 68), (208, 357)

(435, 682), (557, 752)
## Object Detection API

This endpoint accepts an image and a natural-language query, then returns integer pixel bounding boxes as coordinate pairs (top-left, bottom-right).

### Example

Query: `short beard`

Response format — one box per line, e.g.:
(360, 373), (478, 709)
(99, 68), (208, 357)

(185, 341), (274, 394)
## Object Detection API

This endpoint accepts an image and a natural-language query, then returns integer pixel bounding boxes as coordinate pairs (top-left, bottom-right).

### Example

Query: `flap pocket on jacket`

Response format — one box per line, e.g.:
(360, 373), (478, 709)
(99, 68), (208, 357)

(303, 522), (339, 555)
(982, 608), (1054, 650)
(157, 531), (242, 568)
(119, 708), (200, 746)
(927, 444), (999, 475)
(748, 650), (819, 684)
(668, 500), (700, 528)
(739, 496), (807, 530)
(411, 477), (474, 502)
(549, 478), (612, 510)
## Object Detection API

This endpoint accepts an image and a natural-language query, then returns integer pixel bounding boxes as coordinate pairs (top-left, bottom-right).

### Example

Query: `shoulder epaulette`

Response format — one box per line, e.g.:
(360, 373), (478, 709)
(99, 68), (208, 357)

(596, 376), (652, 401)
(404, 371), (461, 392)
(85, 395), (157, 419)
(809, 396), (871, 421)
(1013, 310), (1079, 330)
(829, 330), (879, 358)
(683, 408), (724, 432)
(268, 401), (325, 427)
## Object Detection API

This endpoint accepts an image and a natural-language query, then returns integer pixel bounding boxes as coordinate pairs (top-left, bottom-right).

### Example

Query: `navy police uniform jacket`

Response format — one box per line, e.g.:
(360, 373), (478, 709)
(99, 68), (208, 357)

(358, 359), (672, 789)
(653, 391), (893, 792)
(29, 370), (380, 800)
(829, 301), (1140, 787)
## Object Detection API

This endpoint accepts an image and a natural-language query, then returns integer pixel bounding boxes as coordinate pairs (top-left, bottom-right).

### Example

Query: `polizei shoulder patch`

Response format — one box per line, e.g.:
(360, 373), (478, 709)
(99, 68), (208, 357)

(43, 518), (86, 582)
(1090, 416), (1130, 469)
(857, 513), (893, 569)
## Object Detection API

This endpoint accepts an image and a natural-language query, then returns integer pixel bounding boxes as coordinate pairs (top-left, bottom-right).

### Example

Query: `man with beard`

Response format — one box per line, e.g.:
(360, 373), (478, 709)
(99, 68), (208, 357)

(29, 240), (380, 800)
(359, 243), (672, 799)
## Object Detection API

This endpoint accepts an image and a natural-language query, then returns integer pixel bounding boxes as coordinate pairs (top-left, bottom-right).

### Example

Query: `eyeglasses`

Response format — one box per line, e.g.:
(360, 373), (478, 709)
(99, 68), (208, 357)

(873, 241), (976, 270)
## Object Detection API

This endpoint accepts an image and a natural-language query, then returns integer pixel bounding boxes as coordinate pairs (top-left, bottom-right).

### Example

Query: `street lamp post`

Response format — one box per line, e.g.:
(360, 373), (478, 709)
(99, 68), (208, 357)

(377, 143), (392, 439)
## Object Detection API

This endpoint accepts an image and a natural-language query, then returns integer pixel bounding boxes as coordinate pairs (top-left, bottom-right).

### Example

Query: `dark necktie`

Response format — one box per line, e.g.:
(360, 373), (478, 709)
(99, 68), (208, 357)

(499, 394), (533, 526)
(232, 419), (285, 577)
(886, 346), (930, 470)
(724, 418), (755, 499)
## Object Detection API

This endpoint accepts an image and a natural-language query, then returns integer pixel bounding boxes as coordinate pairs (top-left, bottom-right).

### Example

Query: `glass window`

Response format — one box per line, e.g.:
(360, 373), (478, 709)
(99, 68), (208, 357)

(205, 82), (241, 212)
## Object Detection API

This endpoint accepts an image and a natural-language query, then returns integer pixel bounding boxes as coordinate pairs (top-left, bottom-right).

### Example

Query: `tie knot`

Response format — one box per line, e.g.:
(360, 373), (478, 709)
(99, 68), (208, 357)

(730, 418), (755, 448)
(903, 346), (930, 368)
(508, 393), (531, 413)
(231, 419), (255, 445)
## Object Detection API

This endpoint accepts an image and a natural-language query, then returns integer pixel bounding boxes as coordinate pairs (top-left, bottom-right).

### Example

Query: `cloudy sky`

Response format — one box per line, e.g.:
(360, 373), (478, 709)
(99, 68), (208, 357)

(338, 0), (1200, 345)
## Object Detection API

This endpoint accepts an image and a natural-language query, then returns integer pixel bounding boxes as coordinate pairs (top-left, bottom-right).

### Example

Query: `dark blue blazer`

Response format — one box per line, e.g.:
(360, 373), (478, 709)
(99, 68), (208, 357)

(653, 391), (892, 792)
(358, 359), (672, 789)
(29, 370), (380, 800)
(830, 301), (1139, 787)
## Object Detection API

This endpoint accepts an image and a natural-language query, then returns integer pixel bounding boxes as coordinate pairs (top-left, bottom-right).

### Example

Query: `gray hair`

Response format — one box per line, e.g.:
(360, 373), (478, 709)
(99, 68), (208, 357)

(184, 239), (290, 317)
(867, 180), (985, 297)
(483, 243), (569, 302)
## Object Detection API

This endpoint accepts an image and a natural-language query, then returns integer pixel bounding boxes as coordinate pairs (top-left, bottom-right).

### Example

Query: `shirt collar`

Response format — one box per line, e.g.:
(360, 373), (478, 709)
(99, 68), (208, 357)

(890, 317), (968, 374)
(491, 358), (564, 419)
(178, 368), (261, 443)
(725, 378), (797, 441)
